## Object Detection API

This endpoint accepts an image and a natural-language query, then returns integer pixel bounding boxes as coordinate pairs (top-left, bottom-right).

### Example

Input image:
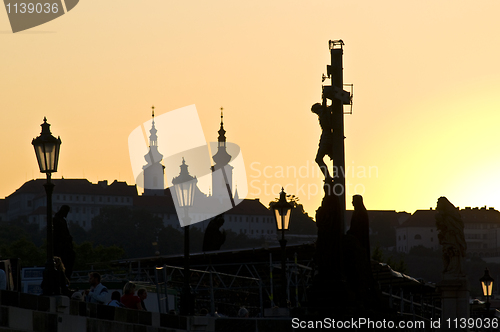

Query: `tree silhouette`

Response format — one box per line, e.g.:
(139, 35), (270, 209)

(73, 241), (124, 271)
(0, 238), (44, 267)
(88, 206), (163, 258)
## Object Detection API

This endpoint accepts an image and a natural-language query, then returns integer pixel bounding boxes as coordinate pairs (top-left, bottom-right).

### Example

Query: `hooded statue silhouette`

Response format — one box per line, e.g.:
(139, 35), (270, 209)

(202, 214), (226, 252)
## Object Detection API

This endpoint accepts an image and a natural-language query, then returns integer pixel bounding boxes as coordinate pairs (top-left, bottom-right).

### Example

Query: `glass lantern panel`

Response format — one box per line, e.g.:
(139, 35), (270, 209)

(274, 209), (282, 229)
(274, 208), (291, 230)
(175, 179), (196, 208)
(35, 145), (45, 172)
(482, 281), (493, 296)
(283, 208), (291, 230)
(45, 142), (56, 171)
(174, 185), (183, 207)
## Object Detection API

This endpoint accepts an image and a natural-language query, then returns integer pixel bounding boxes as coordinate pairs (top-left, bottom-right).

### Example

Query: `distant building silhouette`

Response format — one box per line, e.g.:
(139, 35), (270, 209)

(6, 179), (137, 231)
(396, 206), (500, 257)
(344, 209), (410, 246)
(1, 110), (279, 239)
(3, 178), (275, 238)
(0, 199), (7, 222)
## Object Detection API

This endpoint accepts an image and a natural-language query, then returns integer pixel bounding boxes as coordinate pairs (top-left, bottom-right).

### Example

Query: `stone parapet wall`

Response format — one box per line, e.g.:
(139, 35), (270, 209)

(0, 290), (187, 332)
(0, 290), (292, 332)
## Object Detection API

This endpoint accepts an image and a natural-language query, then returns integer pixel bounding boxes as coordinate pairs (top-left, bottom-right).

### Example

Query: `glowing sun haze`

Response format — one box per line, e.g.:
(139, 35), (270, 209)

(1, 0), (500, 216)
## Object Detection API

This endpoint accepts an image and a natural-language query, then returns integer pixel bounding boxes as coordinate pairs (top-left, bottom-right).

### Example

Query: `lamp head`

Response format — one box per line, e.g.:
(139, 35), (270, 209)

(272, 188), (292, 231)
(32, 117), (61, 173)
(480, 268), (494, 297)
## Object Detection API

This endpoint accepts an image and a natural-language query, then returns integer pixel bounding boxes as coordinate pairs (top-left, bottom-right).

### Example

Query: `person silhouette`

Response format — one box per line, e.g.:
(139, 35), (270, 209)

(53, 205), (75, 279)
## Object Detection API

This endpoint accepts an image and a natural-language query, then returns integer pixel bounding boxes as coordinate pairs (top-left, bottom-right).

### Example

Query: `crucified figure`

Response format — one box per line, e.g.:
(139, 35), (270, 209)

(311, 103), (334, 181)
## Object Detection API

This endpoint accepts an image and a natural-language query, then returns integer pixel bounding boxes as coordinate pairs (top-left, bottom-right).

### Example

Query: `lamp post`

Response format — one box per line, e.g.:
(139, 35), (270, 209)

(172, 158), (197, 315)
(32, 117), (61, 296)
(271, 188), (292, 308)
(480, 267), (494, 312)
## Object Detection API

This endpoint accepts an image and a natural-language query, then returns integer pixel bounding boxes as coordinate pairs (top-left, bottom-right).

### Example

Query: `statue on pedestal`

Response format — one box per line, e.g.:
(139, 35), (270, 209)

(435, 197), (469, 322)
(435, 197), (467, 276)
(314, 181), (341, 276)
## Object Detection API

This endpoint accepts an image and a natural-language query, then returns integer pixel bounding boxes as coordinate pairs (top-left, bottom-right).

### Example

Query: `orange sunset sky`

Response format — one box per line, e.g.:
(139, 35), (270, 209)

(1, 1), (500, 216)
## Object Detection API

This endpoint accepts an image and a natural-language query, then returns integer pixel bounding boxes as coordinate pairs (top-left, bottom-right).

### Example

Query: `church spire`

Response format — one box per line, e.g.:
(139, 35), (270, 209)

(218, 107), (226, 146)
(143, 106), (165, 196)
(144, 105), (163, 165)
(212, 107), (231, 166)
(149, 105), (158, 147)
(211, 107), (234, 203)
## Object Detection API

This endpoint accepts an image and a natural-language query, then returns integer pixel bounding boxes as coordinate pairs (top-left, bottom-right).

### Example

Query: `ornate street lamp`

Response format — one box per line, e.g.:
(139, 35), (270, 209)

(172, 158), (197, 315)
(271, 188), (292, 308)
(480, 267), (494, 311)
(32, 117), (61, 296)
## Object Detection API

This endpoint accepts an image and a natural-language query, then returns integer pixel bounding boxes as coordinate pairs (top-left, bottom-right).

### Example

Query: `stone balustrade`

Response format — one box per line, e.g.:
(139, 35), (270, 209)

(0, 290), (292, 332)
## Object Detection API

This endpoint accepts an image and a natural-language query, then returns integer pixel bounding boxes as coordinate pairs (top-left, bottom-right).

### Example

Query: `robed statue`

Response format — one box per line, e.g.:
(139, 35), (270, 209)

(347, 195), (370, 262)
(435, 197), (467, 276)
(202, 214), (226, 252)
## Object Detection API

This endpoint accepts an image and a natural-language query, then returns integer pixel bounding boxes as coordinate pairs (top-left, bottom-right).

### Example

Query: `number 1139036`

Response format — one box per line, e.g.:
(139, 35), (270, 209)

(6, 3), (59, 14)
(446, 318), (498, 329)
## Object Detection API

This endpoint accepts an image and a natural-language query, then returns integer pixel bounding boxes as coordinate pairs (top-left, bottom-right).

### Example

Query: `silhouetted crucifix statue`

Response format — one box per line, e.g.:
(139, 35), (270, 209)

(312, 40), (352, 231)
(311, 103), (334, 182)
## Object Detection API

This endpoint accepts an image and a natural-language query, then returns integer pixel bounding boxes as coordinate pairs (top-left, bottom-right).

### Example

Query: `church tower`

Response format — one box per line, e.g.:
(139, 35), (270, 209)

(211, 108), (234, 203)
(143, 106), (165, 196)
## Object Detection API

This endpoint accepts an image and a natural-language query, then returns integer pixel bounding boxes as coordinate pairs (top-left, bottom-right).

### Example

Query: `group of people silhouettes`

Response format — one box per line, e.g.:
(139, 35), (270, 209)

(70, 272), (148, 310)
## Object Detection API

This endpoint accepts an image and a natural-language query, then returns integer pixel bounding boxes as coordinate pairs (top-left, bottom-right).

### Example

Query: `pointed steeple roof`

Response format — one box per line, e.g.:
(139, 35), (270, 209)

(213, 107), (231, 167)
(144, 106), (163, 166)
(218, 107), (226, 143)
(149, 106), (158, 145)
(234, 185), (239, 201)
